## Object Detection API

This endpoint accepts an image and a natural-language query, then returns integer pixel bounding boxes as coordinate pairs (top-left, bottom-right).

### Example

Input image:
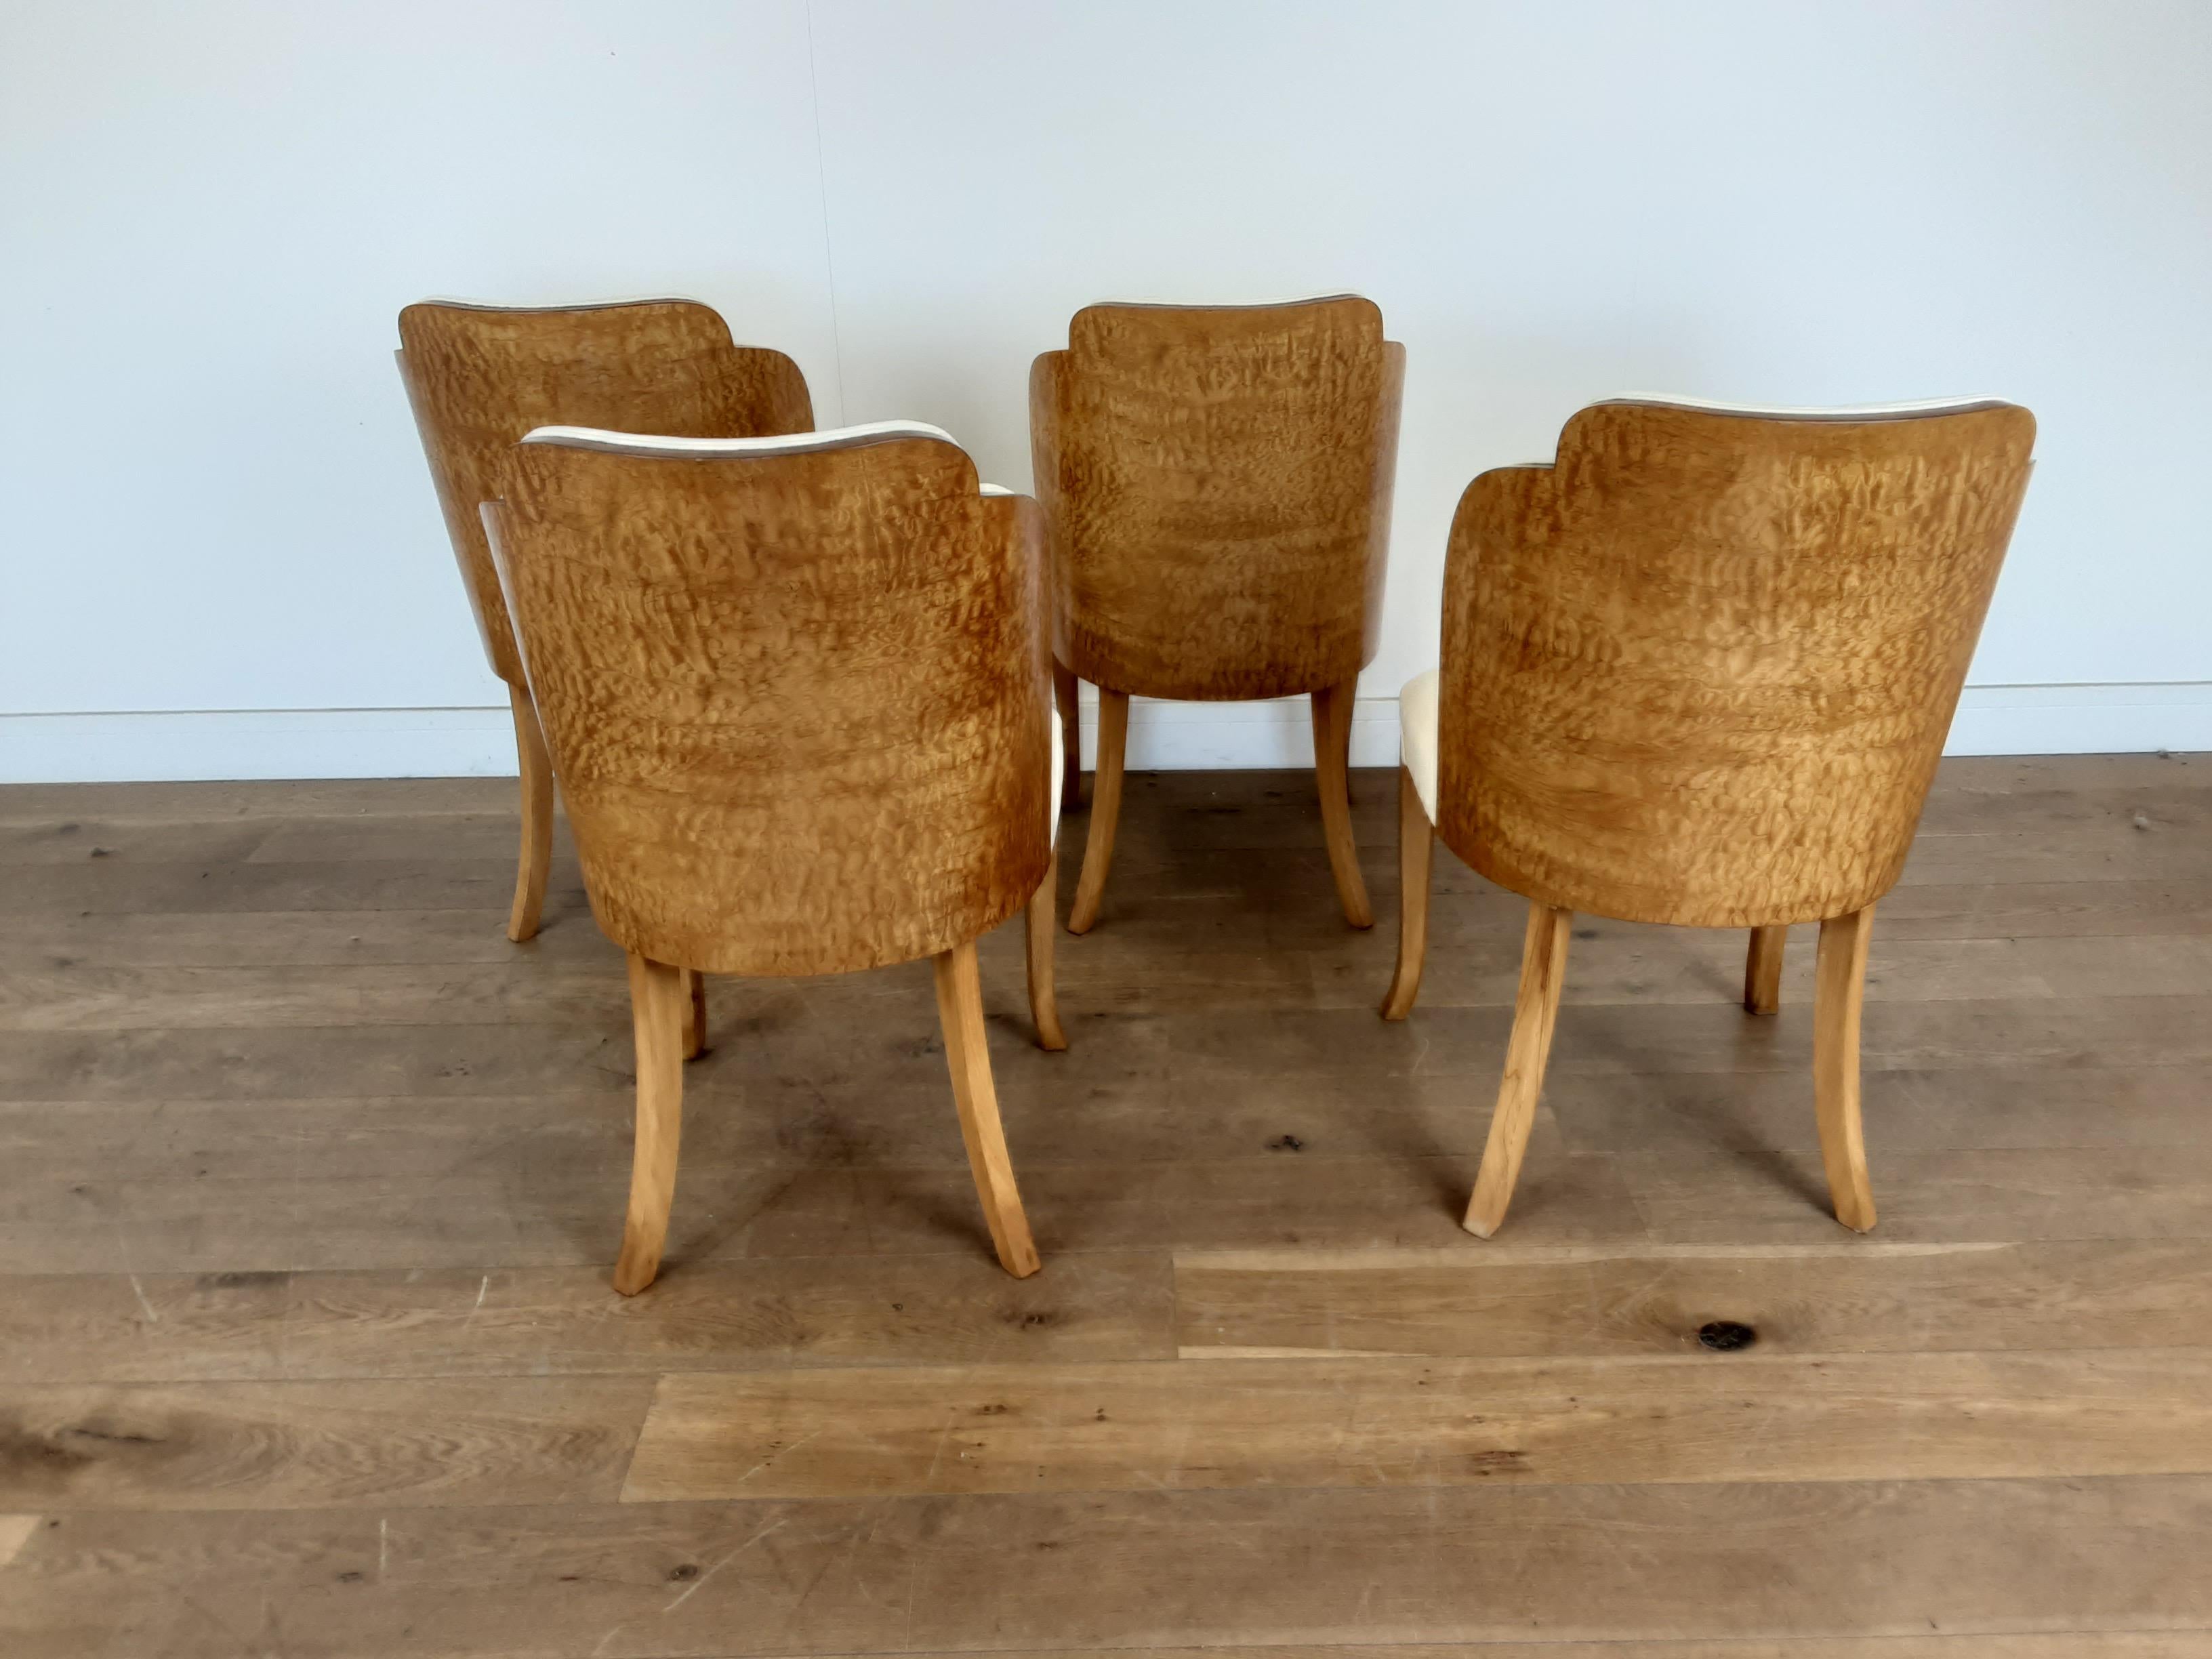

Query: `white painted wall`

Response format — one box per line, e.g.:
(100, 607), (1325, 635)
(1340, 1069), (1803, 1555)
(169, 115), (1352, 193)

(5, 0), (2209, 780)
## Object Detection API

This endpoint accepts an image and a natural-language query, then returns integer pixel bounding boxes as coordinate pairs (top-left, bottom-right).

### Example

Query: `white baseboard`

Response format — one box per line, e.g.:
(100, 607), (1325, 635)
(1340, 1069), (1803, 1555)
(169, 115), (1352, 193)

(4, 683), (2208, 783)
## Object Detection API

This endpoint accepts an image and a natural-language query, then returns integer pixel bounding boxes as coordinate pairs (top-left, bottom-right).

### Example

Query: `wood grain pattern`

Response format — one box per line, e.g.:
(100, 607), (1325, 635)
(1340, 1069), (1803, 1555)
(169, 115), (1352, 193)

(1422, 400), (2033, 1237)
(6, 758), (2212, 1655)
(395, 299), (811, 689)
(486, 434), (1050, 978)
(1033, 297), (1403, 931)
(623, 1347), (2212, 1500)
(1435, 399), (2035, 928)
(1174, 1239), (2212, 1359)
(484, 427), (1058, 1288)
(0, 1376), (653, 1511)
(1032, 298), (1401, 700)
(7, 1479), (2211, 1655)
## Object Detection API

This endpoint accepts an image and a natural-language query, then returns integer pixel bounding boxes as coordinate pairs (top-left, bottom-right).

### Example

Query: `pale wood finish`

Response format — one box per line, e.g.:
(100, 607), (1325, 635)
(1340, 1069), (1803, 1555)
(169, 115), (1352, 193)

(1436, 401), (2035, 927)
(1745, 922), (1788, 1014)
(502, 684), (553, 943)
(679, 966), (705, 1061)
(1309, 676), (1372, 927)
(1380, 763), (1433, 1019)
(7, 758), (2212, 1654)
(484, 428), (1054, 1288)
(1052, 659), (1082, 811)
(622, 1347), (2212, 1501)
(1465, 901), (1574, 1237)
(396, 300), (812, 947)
(1025, 850), (1067, 1050)
(395, 300), (811, 689)
(933, 940), (1041, 1278)
(1422, 400), (2035, 1235)
(611, 953), (685, 1295)
(1816, 905), (1879, 1231)
(485, 434), (1050, 977)
(1032, 297), (1404, 927)
(1067, 687), (1129, 934)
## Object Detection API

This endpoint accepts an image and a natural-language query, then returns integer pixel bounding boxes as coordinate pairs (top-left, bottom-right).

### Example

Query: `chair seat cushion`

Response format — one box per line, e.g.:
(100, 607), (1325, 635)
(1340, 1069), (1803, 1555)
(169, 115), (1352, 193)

(1399, 668), (1439, 823)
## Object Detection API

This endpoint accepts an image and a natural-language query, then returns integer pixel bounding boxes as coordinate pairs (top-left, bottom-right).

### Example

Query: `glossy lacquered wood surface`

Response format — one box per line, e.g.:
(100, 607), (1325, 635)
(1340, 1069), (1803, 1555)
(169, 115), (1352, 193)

(1030, 296), (1404, 701)
(396, 299), (813, 687)
(1436, 400), (2036, 928)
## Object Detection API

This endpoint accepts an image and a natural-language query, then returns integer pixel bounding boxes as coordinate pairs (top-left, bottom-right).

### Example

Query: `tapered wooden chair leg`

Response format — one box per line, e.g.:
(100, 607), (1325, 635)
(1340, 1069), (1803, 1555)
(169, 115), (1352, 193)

(1380, 764), (1433, 1021)
(1814, 906), (1879, 1232)
(1067, 689), (1128, 935)
(1464, 901), (1574, 1238)
(1052, 660), (1082, 813)
(506, 684), (554, 943)
(1026, 849), (1068, 1051)
(613, 954), (687, 1295)
(1744, 925), (1787, 1015)
(933, 939), (1042, 1277)
(680, 968), (706, 1061)
(1311, 678), (1374, 929)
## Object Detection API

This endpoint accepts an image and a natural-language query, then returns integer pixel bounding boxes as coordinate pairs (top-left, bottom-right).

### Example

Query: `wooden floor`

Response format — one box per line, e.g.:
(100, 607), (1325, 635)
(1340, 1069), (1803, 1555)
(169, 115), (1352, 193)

(4, 754), (2212, 1656)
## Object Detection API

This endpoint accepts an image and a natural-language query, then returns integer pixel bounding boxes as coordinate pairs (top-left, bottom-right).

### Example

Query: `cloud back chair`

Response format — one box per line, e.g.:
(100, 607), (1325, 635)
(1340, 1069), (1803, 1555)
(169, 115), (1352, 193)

(1385, 396), (2036, 1238)
(396, 298), (813, 941)
(1030, 295), (1404, 933)
(482, 420), (1063, 1293)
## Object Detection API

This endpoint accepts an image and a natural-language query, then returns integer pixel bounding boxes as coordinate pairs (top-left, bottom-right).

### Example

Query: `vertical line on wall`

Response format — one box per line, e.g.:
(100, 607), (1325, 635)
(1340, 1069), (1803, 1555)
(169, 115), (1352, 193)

(801, 0), (850, 426)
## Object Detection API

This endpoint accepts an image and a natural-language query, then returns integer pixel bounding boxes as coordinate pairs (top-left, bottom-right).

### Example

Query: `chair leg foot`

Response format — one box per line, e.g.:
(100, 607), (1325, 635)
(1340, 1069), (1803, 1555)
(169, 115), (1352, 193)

(1067, 690), (1128, 935)
(1311, 678), (1373, 929)
(1464, 901), (1573, 1237)
(1380, 765), (1433, 1021)
(1026, 849), (1068, 1051)
(506, 685), (553, 943)
(613, 954), (687, 1294)
(933, 939), (1041, 1277)
(1052, 661), (1082, 813)
(680, 968), (706, 1061)
(1814, 906), (1879, 1232)
(1744, 925), (1786, 1015)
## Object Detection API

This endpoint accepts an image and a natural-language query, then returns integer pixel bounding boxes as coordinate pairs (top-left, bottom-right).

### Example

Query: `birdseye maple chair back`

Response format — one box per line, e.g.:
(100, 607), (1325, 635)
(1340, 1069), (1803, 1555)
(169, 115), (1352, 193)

(1031, 294), (1404, 933)
(1383, 395), (2036, 1239)
(482, 420), (1065, 1294)
(395, 298), (813, 942)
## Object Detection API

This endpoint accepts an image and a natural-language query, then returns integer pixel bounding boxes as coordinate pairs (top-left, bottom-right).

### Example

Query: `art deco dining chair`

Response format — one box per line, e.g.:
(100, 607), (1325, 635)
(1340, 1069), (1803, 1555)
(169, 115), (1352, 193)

(1384, 396), (2036, 1237)
(1030, 295), (1404, 933)
(481, 419), (1065, 1294)
(396, 298), (813, 942)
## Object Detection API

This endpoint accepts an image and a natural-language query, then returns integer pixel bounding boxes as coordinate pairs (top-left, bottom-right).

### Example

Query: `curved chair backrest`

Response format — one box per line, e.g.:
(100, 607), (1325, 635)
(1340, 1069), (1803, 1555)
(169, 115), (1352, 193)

(1030, 295), (1404, 700)
(1437, 396), (2036, 928)
(481, 423), (1052, 979)
(396, 299), (813, 684)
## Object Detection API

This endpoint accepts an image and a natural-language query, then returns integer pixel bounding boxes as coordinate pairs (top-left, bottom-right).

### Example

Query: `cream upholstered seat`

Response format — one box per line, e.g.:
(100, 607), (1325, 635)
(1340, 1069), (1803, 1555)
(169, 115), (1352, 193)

(1397, 668), (1441, 823)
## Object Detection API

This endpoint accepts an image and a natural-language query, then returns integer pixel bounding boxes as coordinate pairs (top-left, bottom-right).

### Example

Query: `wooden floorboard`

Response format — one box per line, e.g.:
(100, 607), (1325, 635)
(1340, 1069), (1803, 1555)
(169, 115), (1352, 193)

(3, 756), (2211, 1654)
